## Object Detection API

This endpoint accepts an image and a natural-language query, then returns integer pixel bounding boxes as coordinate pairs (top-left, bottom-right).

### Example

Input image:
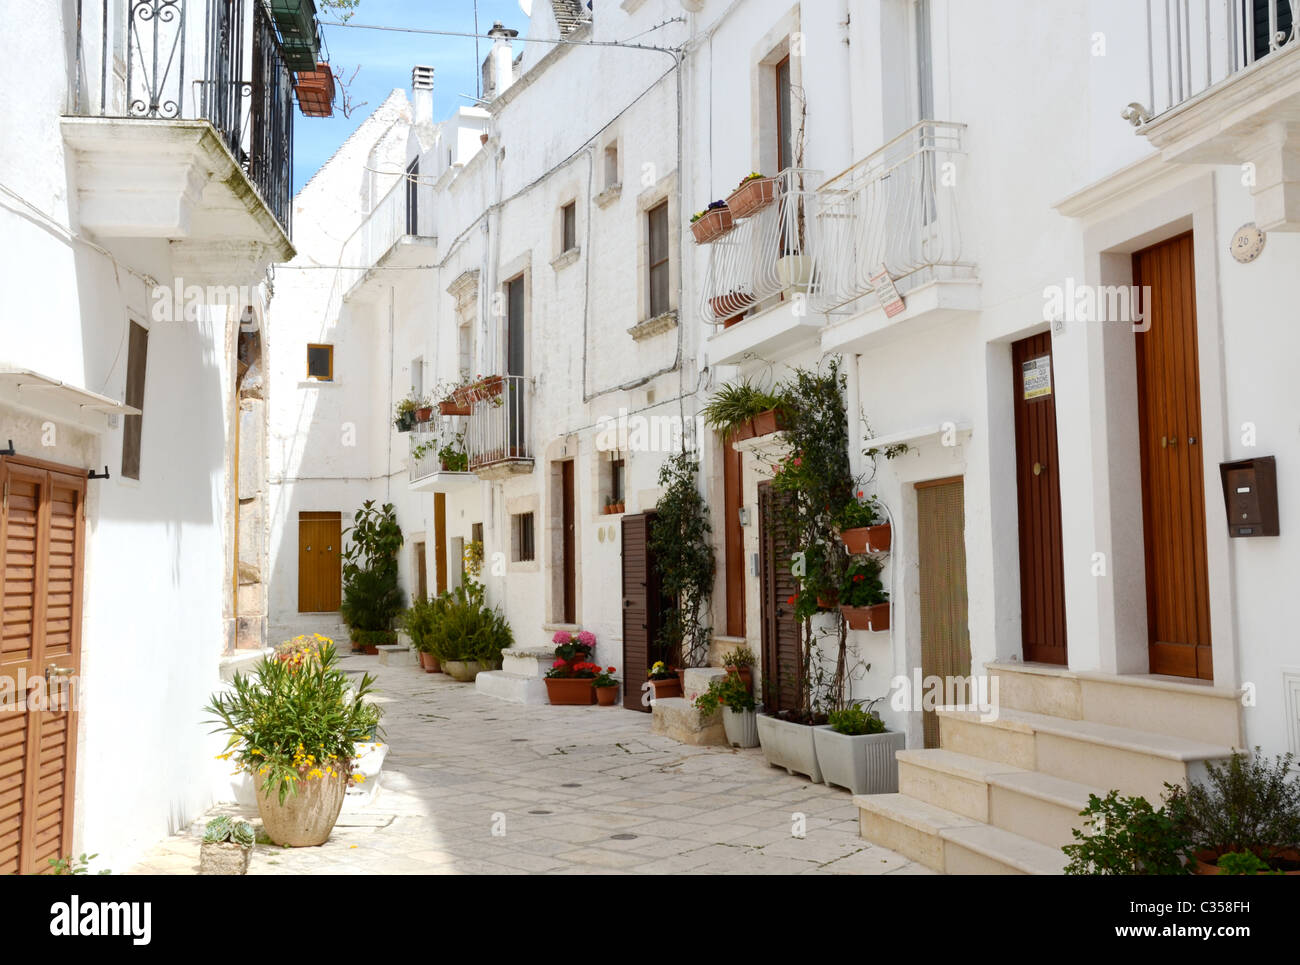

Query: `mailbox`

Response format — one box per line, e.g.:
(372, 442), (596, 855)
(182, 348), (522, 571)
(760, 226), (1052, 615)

(1219, 456), (1279, 538)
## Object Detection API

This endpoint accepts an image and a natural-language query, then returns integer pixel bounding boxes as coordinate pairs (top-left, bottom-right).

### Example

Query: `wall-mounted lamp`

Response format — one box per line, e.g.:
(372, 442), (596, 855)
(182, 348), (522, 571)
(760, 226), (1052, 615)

(737, 506), (751, 527)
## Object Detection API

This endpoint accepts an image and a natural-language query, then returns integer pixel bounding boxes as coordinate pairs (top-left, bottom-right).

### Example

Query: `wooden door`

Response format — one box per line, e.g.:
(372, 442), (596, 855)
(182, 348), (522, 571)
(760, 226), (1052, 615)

(621, 513), (668, 712)
(433, 494), (447, 596)
(1, 457), (87, 874)
(1012, 333), (1067, 665)
(1133, 233), (1212, 679)
(758, 482), (801, 714)
(723, 442), (745, 637)
(917, 477), (970, 748)
(297, 512), (341, 612)
(561, 460), (576, 624)
(413, 541), (428, 600)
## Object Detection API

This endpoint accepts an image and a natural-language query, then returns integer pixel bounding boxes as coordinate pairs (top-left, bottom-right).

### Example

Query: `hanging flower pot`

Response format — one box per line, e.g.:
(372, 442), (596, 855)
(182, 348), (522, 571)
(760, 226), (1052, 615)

(867, 523), (892, 552)
(750, 408), (788, 438)
(468, 375), (506, 403)
(415, 406), (433, 423)
(709, 292), (755, 324)
(439, 399), (471, 416)
(690, 205), (734, 244)
(843, 603), (890, 632)
(729, 418), (757, 444)
(293, 63), (336, 117)
(840, 528), (870, 554)
(726, 175), (778, 219)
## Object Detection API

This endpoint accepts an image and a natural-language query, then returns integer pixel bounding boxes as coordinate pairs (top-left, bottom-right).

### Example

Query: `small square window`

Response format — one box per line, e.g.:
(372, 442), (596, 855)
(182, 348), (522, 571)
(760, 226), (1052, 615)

(611, 457), (625, 503)
(307, 344), (333, 381)
(647, 201), (670, 317)
(604, 143), (619, 189)
(512, 512), (535, 562)
(561, 202), (577, 253)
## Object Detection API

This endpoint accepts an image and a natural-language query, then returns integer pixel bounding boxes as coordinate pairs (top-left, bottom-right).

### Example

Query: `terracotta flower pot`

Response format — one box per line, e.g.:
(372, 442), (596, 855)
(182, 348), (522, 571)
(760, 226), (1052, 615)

(418, 651), (441, 673)
(750, 408), (787, 437)
(469, 375), (505, 402)
(649, 677), (682, 700)
(709, 293), (754, 324)
(545, 677), (596, 705)
(726, 176), (778, 219)
(729, 418), (757, 444)
(439, 400), (471, 417)
(257, 772), (348, 848)
(844, 603), (890, 632)
(840, 527), (870, 554)
(1193, 848), (1300, 875)
(595, 685), (619, 706)
(691, 206), (733, 244)
(867, 523), (892, 552)
(363, 645), (379, 655)
(725, 665), (753, 693)
(415, 406), (433, 422)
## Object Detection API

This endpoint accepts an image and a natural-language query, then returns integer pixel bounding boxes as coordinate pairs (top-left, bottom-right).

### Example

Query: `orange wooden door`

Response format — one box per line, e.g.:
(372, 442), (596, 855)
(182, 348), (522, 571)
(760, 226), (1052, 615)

(1133, 233), (1212, 679)
(297, 512), (342, 612)
(723, 441), (745, 637)
(917, 477), (971, 748)
(1012, 333), (1067, 665)
(1, 457), (87, 874)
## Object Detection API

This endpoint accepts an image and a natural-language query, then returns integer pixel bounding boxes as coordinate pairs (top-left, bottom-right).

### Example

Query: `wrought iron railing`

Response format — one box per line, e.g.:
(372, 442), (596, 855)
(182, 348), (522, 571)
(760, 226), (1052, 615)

(1127, 0), (1297, 125)
(70, 0), (294, 232)
(339, 173), (437, 293)
(465, 376), (534, 472)
(700, 168), (820, 325)
(409, 418), (468, 484)
(810, 121), (971, 313)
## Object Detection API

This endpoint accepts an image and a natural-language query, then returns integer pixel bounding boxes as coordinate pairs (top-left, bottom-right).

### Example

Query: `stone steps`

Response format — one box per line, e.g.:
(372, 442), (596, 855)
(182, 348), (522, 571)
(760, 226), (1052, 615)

(475, 670), (549, 704)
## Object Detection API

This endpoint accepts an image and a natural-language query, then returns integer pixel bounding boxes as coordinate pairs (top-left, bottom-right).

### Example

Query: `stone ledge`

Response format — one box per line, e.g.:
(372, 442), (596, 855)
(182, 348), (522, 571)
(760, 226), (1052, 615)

(628, 310), (678, 341)
(476, 670), (549, 705)
(651, 696), (725, 746)
(595, 183), (623, 207)
(550, 247), (581, 271)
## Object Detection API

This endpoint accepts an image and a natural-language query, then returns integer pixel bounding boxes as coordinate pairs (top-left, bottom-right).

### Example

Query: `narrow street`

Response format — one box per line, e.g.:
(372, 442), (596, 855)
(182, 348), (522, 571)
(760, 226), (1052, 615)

(132, 653), (927, 875)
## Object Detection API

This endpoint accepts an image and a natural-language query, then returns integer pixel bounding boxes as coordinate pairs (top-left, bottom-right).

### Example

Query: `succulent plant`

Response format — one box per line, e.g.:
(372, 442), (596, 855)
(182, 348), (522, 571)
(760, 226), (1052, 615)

(203, 815), (255, 849)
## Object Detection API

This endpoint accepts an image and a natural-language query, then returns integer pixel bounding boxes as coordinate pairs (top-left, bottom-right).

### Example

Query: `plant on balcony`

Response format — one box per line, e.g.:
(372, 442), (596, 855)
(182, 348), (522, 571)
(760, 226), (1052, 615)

(836, 490), (887, 553)
(438, 434), (468, 472)
(340, 501), (404, 652)
(839, 557), (889, 632)
(649, 452), (716, 669)
(293, 63), (336, 117)
(394, 394), (421, 432)
(690, 200), (733, 244)
(708, 290), (756, 326)
(702, 379), (787, 444)
(726, 172), (778, 219)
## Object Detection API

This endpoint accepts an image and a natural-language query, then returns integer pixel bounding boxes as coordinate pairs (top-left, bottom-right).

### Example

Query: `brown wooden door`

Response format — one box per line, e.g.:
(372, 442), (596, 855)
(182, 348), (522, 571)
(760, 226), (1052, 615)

(561, 461), (576, 624)
(1133, 233), (1212, 678)
(1012, 332), (1067, 665)
(622, 513), (667, 712)
(917, 477), (970, 748)
(758, 482), (801, 714)
(297, 512), (342, 612)
(433, 493), (448, 596)
(1, 457), (87, 874)
(723, 442), (745, 637)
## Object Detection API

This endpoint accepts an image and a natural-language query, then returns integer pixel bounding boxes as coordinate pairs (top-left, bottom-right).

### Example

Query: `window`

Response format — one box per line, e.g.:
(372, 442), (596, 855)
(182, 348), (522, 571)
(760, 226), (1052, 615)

(610, 456), (625, 503)
(604, 143), (619, 188)
(775, 55), (792, 172)
(511, 512), (535, 562)
(121, 321), (148, 480)
(561, 201), (577, 253)
(647, 201), (670, 317)
(405, 158), (420, 235)
(307, 343), (333, 381)
(457, 322), (473, 381)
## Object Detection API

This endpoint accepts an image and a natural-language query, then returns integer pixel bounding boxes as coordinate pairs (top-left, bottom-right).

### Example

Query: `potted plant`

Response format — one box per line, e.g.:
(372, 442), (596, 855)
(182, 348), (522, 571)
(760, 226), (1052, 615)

(199, 816), (255, 875)
(394, 395), (419, 432)
(428, 583), (513, 681)
(837, 491), (884, 554)
(438, 435), (469, 473)
(413, 397), (434, 423)
(593, 666), (620, 706)
(436, 377), (473, 416)
(813, 702), (906, 795)
(690, 200), (733, 244)
(726, 172), (778, 219)
(756, 710), (824, 782)
(1062, 791), (1191, 875)
(468, 374), (506, 403)
(840, 557), (889, 631)
(696, 672), (758, 748)
(701, 379), (785, 446)
(720, 644), (756, 693)
(647, 660), (682, 700)
(403, 594), (442, 673)
(708, 290), (755, 325)
(553, 629), (596, 664)
(613, 499), (624, 514)
(339, 502), (404, 652)
(1165, 750), (1300, 874)
(204, 640), (381, 848)
(544, 658), (598, 705)
(648, 452), (716, 673)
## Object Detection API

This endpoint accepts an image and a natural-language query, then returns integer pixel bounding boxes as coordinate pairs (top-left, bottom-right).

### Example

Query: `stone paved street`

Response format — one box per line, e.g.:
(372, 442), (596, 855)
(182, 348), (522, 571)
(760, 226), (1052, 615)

(131, 653), (929, 875)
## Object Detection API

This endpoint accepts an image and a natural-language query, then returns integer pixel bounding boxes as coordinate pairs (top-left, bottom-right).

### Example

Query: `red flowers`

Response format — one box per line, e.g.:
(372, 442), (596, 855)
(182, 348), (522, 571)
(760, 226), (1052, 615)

(853, 573), (864, 583)
(787, 594), (798, 605)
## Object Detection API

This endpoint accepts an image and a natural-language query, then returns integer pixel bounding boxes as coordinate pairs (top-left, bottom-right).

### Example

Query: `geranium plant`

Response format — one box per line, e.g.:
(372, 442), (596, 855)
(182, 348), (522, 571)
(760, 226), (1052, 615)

(836, 490), (881, 531)
(694, 671), (756, 719)
(592, 666), (618, 687)
(840, 557), (886, 607)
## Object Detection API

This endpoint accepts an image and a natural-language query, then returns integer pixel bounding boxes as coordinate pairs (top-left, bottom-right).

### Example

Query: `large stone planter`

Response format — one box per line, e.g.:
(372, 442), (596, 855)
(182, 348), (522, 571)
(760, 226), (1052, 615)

(257, 772), (347, 848)
(756, 714), (823, 782)
(722, 707), (759, 748)
(442, 659), (484, 682)
(812, 726), (906, 794)
(199, 840), (252, 875)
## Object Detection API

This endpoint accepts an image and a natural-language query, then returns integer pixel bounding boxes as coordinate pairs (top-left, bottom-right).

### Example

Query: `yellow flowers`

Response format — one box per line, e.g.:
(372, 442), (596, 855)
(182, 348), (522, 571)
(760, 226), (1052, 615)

(352, 774), (366, 784)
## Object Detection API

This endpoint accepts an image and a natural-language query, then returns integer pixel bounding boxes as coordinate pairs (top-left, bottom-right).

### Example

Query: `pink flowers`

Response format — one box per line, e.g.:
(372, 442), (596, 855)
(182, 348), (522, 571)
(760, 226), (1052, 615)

(576, 630), (597, 649)
(552, 630), (572, 645)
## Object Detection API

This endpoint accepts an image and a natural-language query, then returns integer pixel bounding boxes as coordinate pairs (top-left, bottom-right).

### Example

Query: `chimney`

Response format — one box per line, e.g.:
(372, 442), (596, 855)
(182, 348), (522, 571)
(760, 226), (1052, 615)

(411, 65), (434, 126)
(481, 22), (518, 100)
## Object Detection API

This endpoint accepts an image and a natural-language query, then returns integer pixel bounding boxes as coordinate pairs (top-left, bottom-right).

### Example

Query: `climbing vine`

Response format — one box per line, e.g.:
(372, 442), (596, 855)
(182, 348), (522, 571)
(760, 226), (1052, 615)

(650, 451), (716, 669)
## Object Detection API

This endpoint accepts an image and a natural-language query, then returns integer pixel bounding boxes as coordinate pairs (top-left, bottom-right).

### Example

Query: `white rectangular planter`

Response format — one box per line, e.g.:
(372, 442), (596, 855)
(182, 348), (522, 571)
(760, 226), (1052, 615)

(722, 707), (759, 748)
(812, 726), (906, 794)
(756, 714), (822, 782)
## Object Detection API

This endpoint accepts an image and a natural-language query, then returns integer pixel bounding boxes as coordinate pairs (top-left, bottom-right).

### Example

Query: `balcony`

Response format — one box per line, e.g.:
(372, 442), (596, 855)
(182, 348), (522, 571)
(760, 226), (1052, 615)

(63, 0), (297, 280)
(1129, 0), (1300, 230)
(814, 121), (979, 355)
(465, 375), (534, 479)
(700, 169), (827, 366)
(408, 419), (476, 494)
(340, 174), (437, 303)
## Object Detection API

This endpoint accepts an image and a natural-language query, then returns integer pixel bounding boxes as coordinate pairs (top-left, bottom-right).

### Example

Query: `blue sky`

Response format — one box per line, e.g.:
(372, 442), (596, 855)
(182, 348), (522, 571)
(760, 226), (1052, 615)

(295, 0), (529, 191)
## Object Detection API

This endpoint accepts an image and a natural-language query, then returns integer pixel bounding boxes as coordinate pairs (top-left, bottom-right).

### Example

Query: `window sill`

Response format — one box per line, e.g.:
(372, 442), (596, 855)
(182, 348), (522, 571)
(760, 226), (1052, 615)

(550, 247), (581, 271)
(298, 379), (339, 388)
(627, 310), (678, 341)
(595, 183), (622, 208)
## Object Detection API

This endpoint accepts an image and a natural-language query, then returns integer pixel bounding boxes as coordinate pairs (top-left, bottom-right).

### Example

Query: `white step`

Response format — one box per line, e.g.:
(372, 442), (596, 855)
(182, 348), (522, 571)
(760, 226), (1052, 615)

(377, 644), (417, 667)
(855, 793), (1065, 874)
(938, 706), (1237, 802)
(475, 670), (549, 704)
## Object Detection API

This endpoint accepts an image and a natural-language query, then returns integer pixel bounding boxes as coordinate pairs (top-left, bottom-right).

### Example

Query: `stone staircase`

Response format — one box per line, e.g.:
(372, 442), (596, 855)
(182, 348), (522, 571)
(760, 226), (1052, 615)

(475, 646), (553, 704)
(856, 662), (1244, 874)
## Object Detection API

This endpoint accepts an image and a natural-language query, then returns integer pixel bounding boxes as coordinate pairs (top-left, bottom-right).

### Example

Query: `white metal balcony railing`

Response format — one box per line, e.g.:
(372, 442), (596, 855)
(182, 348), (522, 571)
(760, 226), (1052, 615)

(1129, 0), (1297, 124)
(811, 121), (971, 314)
(700, 168), (821, 324)
(409, 417), (468, 484)
(464, 375), (534, 472)
(340, 174), (435, 292)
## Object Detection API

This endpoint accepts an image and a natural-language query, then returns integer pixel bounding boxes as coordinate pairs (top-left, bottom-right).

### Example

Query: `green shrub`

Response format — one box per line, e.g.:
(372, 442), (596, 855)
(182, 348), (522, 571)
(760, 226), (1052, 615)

(403, 593), (438, 653)
(340, 501), (404, 635)
(1062, 791), (1190, 875)
(426, 584), (514, 664)
(694, 671), (755, 719)
(1215, 850), (1273, 875)
(1164, 749), (1300, 861)
(701, 379), (786, 438)
(828, 703), (886, 736)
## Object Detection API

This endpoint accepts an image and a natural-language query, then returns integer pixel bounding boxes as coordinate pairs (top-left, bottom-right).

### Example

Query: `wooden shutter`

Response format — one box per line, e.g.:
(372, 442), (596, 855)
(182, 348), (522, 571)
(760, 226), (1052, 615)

(621, 514), (652, 711)
(1, 458), (87, 873)
(758, 482), (801, 714)
(121, 322), (148, 480)
(723, 442), (745, 637)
